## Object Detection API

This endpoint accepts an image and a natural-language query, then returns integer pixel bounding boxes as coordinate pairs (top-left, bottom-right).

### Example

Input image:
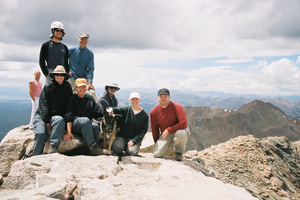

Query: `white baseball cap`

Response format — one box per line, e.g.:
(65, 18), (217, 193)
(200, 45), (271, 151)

(129, 92), (140, 100)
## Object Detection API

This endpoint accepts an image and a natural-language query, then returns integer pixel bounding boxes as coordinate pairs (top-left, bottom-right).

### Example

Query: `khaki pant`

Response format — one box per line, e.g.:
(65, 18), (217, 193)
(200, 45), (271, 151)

(153, 128), (190, 158)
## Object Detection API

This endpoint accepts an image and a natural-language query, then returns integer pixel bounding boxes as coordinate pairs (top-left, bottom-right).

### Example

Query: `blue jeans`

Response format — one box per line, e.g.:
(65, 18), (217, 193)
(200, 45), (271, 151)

(72, 117), (100, 146)
(33, 114), (66, 155)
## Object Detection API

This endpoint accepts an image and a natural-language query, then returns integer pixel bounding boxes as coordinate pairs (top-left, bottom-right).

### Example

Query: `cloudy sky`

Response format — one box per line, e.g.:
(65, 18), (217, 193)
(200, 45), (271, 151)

(1, 0), (300, 100)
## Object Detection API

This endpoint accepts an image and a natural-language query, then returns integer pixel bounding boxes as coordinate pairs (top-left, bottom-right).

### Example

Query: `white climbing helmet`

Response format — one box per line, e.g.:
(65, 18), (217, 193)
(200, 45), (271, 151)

(50, 21), (64, 31)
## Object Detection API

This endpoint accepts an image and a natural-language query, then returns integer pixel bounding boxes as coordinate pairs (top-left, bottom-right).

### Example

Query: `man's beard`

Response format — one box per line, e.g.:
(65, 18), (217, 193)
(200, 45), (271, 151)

(54, 35), (62, 40)
(108, 90), (115, 95)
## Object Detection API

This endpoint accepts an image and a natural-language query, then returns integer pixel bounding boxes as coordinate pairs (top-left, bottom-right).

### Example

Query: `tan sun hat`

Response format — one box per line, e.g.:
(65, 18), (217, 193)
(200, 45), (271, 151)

(49, 65), (70, 80)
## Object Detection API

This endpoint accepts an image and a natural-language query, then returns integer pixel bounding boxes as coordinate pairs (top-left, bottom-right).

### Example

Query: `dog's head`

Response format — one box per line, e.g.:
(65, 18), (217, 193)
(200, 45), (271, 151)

(102, 109), (122, 132)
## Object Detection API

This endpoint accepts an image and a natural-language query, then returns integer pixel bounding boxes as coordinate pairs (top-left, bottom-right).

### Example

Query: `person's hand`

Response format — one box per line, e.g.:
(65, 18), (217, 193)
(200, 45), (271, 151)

(162, 129), (169, 140)
(63, 132), (74, 141)
(106, 107), (113, 115)
(127, 140), (134, 147)
(69, 71), (72, 77)
(88, 82), (95, 91)
(46, 123), (51, 130)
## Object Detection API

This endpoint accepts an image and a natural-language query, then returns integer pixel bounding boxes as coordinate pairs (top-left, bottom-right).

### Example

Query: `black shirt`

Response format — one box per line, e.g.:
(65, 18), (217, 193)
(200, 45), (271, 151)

(65, 94), (103, 122)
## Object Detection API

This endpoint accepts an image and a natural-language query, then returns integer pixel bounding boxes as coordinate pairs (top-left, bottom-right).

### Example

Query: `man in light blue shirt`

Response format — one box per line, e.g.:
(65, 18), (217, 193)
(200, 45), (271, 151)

(69, 32), (97, 101)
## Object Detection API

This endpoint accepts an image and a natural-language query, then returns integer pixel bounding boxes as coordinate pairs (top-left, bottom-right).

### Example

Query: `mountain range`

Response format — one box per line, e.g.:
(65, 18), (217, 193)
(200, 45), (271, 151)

(185, 100), (300, 151)
(1, 88), (300, 141)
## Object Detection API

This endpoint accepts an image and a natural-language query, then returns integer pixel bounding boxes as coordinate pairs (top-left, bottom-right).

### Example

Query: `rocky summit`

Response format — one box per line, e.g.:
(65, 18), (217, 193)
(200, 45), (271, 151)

(0, 123), (299, 199)
(0, 126), (256, 200)
(192, 135), (300, 200)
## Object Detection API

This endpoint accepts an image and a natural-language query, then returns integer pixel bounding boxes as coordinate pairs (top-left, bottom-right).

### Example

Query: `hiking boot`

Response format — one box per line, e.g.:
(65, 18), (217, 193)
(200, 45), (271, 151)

(89, 143), (105, 156)
(49, 145), (58, 154)
(175, 152), (183, 161)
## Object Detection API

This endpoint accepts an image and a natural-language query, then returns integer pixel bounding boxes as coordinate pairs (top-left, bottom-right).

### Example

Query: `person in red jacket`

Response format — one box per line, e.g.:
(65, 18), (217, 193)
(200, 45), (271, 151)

(150, 88), (190, 161)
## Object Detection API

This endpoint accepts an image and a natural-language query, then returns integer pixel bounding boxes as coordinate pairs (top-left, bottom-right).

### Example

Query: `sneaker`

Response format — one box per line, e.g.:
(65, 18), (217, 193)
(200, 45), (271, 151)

(49, 145), (58, 154)
(175, 152), (183, 161)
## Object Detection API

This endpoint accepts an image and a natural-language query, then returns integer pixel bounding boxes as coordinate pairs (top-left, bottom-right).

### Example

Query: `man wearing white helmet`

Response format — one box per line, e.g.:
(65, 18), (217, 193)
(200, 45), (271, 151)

(39, 21), (69, 84)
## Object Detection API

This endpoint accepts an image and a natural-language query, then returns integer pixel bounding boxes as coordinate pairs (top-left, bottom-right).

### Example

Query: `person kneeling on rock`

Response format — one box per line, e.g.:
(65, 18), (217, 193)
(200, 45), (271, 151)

(64, 78), (105, 156)
(107, 92), (149, 156)
(150, 88), (190, 161)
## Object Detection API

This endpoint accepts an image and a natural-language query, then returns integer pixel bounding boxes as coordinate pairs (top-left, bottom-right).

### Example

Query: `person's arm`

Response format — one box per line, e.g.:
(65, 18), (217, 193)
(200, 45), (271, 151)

(64, 122), (74, 141)
(92, 97), (103, 119)
(68, 48), (74, 78)
(87, 51), (95, 88)
(115, 97), (119, 107)
(29, 82), (35, 101)
(64, 96), (75, 141)
(65, 96), (74, 123)
(167, 103), (188, 133)
(39, 43), (49, 76)
(112, 106), (128, 115)
(39, 86), (50, 123)
(64, 45), (70, 73)
(150, 109), (160, 143)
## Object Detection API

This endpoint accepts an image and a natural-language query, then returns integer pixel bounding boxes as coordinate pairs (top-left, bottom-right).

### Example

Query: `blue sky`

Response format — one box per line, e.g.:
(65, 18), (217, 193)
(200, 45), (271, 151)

(0, 0), (300, 100)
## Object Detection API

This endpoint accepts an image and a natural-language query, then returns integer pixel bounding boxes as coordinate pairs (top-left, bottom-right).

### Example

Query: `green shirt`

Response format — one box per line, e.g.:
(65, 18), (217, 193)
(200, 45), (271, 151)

(113, 106), (149, 144)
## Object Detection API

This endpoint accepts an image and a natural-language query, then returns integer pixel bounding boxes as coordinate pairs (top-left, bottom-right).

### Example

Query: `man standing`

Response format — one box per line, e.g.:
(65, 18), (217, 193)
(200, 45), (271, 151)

(29, 70), (42, 130)
(33, 65), (72, 155)
(150, 88), (190, 161)
(68, 32), (97, 101)
(98, 83), (120, 110)
(39, 21), (69, 84)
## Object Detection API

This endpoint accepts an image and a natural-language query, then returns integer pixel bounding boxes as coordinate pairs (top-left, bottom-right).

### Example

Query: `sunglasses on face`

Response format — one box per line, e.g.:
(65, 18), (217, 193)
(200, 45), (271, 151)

(54, 74), (65, 77)
(110, 87), (117, 90)
(54, 29), (64, 33)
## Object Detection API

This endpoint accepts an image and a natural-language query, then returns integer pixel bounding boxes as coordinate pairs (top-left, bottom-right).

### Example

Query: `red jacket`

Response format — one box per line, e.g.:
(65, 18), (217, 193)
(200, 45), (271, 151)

(150, 101), (188, 143)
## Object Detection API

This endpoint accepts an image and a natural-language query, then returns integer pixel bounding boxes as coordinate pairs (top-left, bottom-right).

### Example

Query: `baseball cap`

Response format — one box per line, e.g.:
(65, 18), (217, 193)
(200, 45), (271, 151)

(79, 32), (89, 38)
(158, 88), (170, 96)
(129, 92), (141, 99)
(75, 78), (87, 87)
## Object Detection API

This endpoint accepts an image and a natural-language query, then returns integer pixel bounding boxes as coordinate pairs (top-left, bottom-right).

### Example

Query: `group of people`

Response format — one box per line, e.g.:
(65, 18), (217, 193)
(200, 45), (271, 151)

(29, 21), (190, 161)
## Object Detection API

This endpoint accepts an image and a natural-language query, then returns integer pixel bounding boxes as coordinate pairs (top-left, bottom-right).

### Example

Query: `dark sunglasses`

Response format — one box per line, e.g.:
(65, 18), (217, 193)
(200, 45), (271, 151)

(54, 74), (65, 77)
(54, 29), (64, 33)
(110, 87), (117, 90)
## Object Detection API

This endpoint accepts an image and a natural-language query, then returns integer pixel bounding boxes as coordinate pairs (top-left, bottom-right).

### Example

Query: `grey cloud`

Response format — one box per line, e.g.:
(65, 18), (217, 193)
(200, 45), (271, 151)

(0, 0), (173, 49)
(1, 0), (300, 57)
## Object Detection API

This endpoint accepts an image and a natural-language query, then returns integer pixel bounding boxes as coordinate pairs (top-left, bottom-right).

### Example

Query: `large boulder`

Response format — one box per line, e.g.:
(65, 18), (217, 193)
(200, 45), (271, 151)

(0, 126), (258, 199)
(0, 125), (33, 176)
(0, 125), (87, 176)
(0, 153), (257, 200)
